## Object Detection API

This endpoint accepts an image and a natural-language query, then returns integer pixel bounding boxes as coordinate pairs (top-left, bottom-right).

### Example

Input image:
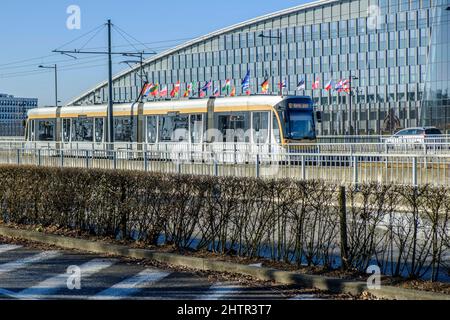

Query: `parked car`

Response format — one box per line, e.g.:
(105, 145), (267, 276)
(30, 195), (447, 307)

(384, 127), (443, 152)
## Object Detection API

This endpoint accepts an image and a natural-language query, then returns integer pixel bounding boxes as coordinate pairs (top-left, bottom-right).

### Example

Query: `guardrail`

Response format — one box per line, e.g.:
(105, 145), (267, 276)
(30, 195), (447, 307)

(317, 134), (450, 144)
(1, 140), (449, 156)
(0, 146), (448, 187)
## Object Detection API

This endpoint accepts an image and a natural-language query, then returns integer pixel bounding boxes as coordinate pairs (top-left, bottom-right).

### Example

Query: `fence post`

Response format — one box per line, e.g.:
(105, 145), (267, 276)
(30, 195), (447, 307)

(176, 152), (181, 174)
(255, 154), (260, 178)
(85, 150), (89, 168)
(214, 159), (219, 177)
(38, 149), (41, 167)
(16, 149), (20, 165)
(113, 151), (117, 170)
(352, 155), (358, 186)
(301, 155), (306, 180)
(412, 156), (418, 187)
(60, 150), (64, 167)
(339, 186), (349, 271)
(144, 150), (148, 172)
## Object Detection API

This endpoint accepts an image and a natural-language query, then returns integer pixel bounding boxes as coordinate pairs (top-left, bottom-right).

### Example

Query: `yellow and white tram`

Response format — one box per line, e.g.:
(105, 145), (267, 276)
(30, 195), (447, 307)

(25, 95), (320, 160)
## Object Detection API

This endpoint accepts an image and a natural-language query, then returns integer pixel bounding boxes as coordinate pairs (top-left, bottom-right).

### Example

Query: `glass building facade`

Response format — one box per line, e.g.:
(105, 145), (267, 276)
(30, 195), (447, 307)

(0, 93), (38, 136)
(422, 0), (450, 130)
(69, 0), (450, 134)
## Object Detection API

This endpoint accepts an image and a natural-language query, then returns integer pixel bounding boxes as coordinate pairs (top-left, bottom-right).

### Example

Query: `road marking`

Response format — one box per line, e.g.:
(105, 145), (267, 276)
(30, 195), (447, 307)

(199, 282), (241, 300)
(0, 251), (61, 275)
(0, 244), (22, 254)
(13, 258), (116, 300)
(91, 269), (171, 300)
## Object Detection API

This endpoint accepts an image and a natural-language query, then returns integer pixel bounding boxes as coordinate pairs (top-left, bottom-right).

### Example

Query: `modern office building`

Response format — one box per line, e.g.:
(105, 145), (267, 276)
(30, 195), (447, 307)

(0, 94), (38, 136)
(68, 0), (450, 135)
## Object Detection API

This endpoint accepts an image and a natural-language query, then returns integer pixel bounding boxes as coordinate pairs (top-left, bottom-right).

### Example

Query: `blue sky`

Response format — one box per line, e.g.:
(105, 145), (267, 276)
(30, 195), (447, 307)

(0, 0), (308, 106)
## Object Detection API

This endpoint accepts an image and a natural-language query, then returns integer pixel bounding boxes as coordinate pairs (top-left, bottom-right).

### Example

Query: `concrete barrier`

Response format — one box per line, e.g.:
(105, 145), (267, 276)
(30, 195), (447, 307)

(0, 225), (448, 300)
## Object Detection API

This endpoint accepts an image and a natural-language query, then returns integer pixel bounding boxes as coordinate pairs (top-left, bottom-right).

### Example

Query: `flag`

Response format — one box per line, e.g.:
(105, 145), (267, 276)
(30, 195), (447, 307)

(278, 79), (286, 89)
(213, 86), (220, 97)
(187, 82), (193, 93)
(312, 78), (320, 90)
(199, 90), (206, 98)
(201, 80), (212, 92)
(342, 79), (351, 94)
(296, 79), (305, 91)
(170, 81), (181, 98)
(335, 79), (344, 92)
(241, 70), (250, 90)
(260, 78), (269, 94)
(245, 89), (251, 96)
(141, 83), (152, 97)
(230, 87), (236, 97)
(183, 90), (189, 98)
(221, 79), (231, 93)
(149, 83), (159, 96)
(159, 85), (168, 97)
(325, 79), (335, 91)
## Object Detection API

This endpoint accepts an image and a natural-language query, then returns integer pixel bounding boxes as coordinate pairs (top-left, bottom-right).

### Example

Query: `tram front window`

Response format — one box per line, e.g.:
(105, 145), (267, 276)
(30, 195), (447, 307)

(287, 111), (315, 140)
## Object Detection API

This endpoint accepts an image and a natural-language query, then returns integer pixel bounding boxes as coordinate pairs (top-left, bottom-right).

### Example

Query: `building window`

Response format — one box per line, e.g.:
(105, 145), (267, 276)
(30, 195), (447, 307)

(350, 36), (358, 53)
(357, 52), (366, 69)
(399, 30), (408, 48)
(398, 48), (407, 66)
(379, 33), (387, 50)
(323, 39), (331, 56)
(387, 50), (396, 67)
(339, 20), (347, 37)
(408, 48), (416, 65)
(320, 23), (329, 39)
(330, 22), (338, 38)
(420, 29), (429, 46)
(332, 38), (339, 55)
(407, 11), (417, 29)
(409, 29), (418, 47)
(340, 37), (348, 54)
(388, 32), (397, 49)
(418, 47), (427, 65)
(377, 51), (386, 68)
(399, 66), (408, 84)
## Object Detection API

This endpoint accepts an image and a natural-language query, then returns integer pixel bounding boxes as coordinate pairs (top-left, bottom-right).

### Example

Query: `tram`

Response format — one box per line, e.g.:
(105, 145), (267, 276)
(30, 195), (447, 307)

(25, 95), (321, 161)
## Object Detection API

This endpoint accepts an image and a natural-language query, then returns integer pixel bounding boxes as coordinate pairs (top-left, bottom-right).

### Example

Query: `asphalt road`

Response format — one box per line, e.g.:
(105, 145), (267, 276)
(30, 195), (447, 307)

(0, 242), (327, 300)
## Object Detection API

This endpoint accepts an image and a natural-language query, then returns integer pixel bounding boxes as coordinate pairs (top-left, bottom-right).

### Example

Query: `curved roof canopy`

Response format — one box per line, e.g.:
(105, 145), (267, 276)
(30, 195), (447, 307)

(67, 0), (337, 105)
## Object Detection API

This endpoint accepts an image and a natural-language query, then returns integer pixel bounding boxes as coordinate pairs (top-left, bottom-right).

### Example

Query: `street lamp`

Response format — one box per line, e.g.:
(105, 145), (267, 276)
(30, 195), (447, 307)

(39, 64), (58, 107)
(348, 75), (359, 135)
(258, 31), (283, 96)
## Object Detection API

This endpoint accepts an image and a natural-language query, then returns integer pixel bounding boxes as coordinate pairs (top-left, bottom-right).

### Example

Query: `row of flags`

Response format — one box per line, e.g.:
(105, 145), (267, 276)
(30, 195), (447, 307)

(140, 71), (354, 99)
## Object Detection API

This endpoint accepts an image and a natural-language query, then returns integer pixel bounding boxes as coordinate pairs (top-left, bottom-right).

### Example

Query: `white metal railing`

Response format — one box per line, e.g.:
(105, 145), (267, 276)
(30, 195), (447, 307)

(0, 146), (448, 186)
(2, 140), (449, 156)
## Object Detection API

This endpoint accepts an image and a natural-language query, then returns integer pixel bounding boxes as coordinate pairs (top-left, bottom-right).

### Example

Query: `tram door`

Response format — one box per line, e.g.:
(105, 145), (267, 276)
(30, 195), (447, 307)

(214, 112), (250, 163)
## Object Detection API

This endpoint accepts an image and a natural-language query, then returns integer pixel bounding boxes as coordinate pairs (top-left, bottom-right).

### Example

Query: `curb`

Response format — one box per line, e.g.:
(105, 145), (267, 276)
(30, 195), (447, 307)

(0, 225), (448, 300)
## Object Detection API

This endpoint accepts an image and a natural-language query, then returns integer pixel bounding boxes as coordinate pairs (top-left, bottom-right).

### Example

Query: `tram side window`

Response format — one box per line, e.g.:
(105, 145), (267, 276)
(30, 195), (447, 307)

(72, 118), (94, 142)
(95, 118), (104, 143)
(114, 117), (136, 142)
(173, 115), (189, 141)
(62, 119), (71, 142)
(216, 112), (250, 142)
(273, 114), (281, 144)
(190, 114), (203, 143)
(159, 114), (189, 142)
(252, 112), (269, 144)
(37, 119), (56, 141)
(147, 116), (158, 143)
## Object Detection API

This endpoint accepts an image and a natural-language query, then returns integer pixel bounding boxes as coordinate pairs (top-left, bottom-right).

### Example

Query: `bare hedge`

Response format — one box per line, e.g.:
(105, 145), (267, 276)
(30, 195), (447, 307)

(0, 165), (448, 281)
